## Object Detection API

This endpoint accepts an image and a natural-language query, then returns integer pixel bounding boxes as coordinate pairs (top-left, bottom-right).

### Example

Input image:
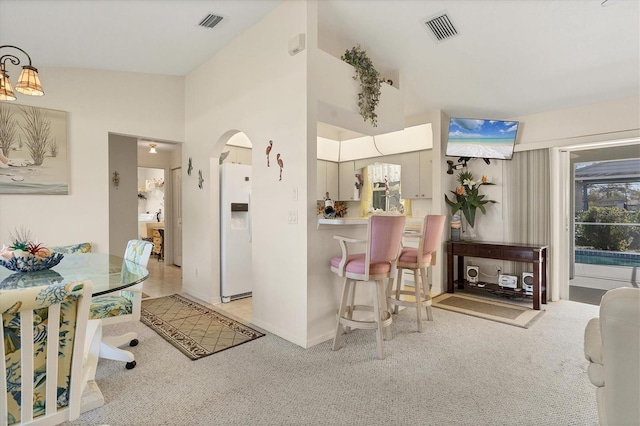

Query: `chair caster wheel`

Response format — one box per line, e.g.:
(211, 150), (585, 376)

(125, 361), (136, 370)
(130, 339), (139, 347)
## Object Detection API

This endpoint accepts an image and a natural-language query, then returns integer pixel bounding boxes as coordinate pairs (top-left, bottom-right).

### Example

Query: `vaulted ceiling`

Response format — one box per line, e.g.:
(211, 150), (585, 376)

(1, 0), (638, 122)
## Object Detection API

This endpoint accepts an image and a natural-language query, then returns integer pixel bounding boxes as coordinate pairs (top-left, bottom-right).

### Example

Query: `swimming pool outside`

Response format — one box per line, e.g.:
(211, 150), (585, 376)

(576, 249), (640, 267)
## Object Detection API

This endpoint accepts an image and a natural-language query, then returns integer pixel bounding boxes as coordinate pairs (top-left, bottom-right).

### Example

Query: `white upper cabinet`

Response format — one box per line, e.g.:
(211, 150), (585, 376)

(419, 150), (433, 199)
(221, 146), (252, 165)
(317, 160), (339, 201)
(400, 152), (420, 198)
(400, 150), (433, 199)
(339, 161), (360, 201)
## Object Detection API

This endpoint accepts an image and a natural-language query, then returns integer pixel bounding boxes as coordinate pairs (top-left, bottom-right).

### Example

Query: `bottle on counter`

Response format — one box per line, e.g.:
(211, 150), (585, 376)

(323, 192), (336, 219)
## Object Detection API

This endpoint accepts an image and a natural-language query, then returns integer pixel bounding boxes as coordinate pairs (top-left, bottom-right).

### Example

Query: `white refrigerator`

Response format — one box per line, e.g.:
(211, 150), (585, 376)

(220, 163), (252, 302)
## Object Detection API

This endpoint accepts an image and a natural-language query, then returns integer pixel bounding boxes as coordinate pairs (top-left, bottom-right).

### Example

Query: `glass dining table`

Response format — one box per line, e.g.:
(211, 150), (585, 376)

(0, 253), (149, 294)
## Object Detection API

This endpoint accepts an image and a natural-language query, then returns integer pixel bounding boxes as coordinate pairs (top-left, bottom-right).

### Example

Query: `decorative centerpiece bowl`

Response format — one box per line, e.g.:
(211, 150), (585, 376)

(0, 228), (63, 272)
(0, 252), (64, 272)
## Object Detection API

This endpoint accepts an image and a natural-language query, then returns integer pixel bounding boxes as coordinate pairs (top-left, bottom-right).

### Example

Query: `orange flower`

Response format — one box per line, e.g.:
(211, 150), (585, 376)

(456, 186), (465, 195)
(481, 175), (488, 183)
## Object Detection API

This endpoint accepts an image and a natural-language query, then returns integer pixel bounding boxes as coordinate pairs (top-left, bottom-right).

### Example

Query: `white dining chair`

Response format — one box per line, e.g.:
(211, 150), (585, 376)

(1, 280), (102, 425)
(89, 239), (152, 369)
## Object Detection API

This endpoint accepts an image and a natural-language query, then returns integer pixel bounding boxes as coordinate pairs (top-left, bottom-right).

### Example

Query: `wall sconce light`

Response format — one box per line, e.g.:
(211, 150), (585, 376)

(149, 143), (157, 154)
(112, 171), (120, 188)
(0, 45), (45, 101)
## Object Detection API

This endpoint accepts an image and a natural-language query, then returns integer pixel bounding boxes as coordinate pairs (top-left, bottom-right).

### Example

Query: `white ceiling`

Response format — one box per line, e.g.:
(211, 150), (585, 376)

(1, 0), (639, 138)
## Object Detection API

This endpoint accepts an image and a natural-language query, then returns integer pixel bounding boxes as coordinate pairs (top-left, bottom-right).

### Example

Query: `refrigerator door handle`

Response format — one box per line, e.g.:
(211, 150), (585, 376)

(248, 193), (252, 243)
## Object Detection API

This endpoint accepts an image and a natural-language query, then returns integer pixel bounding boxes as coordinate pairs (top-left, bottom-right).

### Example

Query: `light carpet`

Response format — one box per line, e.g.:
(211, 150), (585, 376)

(64, 299), (599, 426)
(140, 294), (264, 360)
(432, 293), (545, 328)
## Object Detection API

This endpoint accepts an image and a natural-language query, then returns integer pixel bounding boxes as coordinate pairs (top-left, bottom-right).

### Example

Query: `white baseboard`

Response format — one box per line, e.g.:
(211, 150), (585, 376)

(80, 380), (104, 413)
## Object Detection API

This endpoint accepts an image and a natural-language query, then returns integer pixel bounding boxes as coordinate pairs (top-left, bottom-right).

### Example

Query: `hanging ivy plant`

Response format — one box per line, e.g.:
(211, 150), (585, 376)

(341, 45), (381, 127)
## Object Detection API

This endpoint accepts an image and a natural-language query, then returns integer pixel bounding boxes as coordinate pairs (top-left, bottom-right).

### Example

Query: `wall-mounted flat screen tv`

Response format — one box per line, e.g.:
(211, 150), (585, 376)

(446, 118), (519, 160)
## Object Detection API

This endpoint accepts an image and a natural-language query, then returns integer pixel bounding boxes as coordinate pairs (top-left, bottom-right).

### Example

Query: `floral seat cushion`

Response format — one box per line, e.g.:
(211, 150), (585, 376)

(2, 281), (85, 425)
(89, 294), (133, 319)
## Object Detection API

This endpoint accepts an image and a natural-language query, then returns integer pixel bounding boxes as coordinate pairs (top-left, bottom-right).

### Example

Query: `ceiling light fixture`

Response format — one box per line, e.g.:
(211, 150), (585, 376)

(149, 143), (157, 154)
(0, 45), (44, 101)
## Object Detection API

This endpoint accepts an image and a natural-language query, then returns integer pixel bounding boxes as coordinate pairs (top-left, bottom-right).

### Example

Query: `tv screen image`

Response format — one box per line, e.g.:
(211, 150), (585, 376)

(446, 118), (519, 160)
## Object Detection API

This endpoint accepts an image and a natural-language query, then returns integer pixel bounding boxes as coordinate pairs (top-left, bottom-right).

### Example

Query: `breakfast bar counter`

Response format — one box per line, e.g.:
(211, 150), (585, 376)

(317, 216), (424, 227)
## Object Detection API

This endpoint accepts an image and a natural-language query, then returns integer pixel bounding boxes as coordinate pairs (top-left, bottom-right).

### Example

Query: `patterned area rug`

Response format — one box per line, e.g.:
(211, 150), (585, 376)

(432, 293), (544, 328)
(141, 294), (264, 360)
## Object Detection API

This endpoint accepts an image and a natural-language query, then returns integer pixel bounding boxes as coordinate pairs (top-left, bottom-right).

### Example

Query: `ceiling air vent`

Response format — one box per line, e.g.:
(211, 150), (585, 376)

(199, 14), (223, 29)
(423, 13), (458, 42)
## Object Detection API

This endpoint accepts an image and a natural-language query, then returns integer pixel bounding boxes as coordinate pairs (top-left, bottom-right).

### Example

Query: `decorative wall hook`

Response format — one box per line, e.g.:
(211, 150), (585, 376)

(112, 171), (120, 188)
(198, 169), (204, 189)
(277, 153), (284, 181)
(187, 157), (193, 176)
(266, 140), (273, 167)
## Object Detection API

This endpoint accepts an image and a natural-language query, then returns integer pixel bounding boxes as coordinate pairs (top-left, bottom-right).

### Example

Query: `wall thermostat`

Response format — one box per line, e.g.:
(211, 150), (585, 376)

(288, 33), (306, 56)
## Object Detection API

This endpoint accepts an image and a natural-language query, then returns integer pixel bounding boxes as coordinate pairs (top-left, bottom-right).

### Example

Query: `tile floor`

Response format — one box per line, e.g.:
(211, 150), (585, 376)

(142, 260), (253, 324)
(569, 263), (637, 305)
(141, 259), (627, 320)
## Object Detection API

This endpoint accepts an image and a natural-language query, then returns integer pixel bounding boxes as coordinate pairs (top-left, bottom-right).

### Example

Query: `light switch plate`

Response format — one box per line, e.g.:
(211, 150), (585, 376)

(291, 186), (298, 201)
(288, 210), (298, 224)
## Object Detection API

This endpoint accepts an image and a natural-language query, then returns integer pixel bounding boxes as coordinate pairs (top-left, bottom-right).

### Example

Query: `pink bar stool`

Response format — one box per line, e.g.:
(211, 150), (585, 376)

(387, 215), (446, 332)
(330, 215), (406, 359)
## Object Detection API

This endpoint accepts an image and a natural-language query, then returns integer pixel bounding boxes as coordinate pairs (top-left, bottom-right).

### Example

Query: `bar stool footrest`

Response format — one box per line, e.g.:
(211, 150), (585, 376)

(337, 305), (392, 330)
(387, 292), (432, 308)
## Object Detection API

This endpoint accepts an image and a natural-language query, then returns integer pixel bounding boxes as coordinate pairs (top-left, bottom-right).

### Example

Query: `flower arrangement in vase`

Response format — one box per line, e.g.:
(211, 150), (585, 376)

(444, 171), (496, 238)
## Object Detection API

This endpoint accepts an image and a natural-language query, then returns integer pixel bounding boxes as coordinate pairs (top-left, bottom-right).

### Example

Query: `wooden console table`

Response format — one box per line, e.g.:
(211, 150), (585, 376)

(446, 241), (548, 310)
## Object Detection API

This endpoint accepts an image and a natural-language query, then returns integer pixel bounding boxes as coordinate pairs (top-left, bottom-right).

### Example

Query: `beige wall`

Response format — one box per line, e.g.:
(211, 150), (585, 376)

(513, 95), (640, 148)
(182, 1), (310, 345)
(0, 68), (184, 251)
(108, 134), (138, 255)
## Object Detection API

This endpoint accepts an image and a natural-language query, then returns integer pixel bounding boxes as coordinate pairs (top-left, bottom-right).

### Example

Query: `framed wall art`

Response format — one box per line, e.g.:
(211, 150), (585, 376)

(0, 103), (69, 194)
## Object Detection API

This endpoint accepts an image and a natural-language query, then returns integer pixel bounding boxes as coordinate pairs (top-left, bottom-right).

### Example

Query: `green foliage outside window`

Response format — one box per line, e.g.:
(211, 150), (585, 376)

(576, 207), (640, 251)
